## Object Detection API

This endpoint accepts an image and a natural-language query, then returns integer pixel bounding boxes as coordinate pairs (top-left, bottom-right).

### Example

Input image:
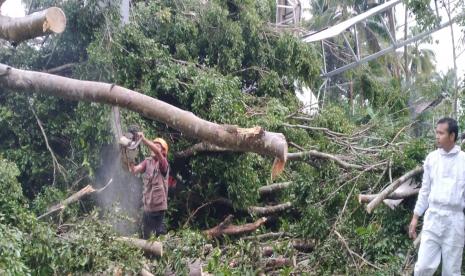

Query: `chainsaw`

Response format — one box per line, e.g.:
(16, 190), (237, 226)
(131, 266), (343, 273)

(118, 125), (142, 169)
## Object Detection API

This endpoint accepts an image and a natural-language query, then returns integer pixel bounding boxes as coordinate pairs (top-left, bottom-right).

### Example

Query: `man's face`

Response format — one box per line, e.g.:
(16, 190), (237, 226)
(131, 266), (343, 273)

(435, 123), (455, 148)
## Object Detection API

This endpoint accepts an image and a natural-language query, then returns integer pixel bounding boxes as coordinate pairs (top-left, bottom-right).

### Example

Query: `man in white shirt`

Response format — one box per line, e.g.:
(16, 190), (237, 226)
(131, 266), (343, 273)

(409, 117), (465, 276)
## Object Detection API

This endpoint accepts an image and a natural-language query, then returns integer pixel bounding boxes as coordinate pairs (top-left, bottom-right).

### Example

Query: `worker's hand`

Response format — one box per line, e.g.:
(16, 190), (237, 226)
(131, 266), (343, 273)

(136, 131), (144, 140)
(408, 215), (418, 239)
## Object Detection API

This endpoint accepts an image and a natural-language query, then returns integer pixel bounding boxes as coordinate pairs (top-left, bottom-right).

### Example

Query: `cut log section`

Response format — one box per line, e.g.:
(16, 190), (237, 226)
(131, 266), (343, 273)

(0, 64), (287, 163)
(117, 237), (163, 257)
(248, 202), (293, 216)
(366, 166), (423, 213)
(204, 215), (267, 239)
(258, 182), (292, 196)
(0, 7), (66, 44)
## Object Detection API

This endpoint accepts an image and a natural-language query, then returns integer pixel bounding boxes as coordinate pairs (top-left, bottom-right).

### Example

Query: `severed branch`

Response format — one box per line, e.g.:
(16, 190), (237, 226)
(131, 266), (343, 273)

(248, 202), (293, 216)
(117, 236), (163, 257)
(358, 188), (419, 203)
(288, 150), (365, 170)
(258, 182), (292, 196)
(174, 142), (229, 158)
(282, 123), (348, 137)
(204, 215), (267, 239)
(38, 179), (113, 219)
(0, 7), (66, 44)
(366, 166), (423, 213)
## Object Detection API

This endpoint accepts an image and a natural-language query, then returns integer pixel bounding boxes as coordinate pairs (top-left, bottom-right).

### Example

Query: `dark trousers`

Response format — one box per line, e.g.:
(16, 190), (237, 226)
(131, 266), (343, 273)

(142, 210), (166, 239)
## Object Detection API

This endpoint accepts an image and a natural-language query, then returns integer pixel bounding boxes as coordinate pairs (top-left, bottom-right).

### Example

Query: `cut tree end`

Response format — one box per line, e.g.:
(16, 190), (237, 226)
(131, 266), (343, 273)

(271, 157), (286, 180)
(44, 7), (66, 33)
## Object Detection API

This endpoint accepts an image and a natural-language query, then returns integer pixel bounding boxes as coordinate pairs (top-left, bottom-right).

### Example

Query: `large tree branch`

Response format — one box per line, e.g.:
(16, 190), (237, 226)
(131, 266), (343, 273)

(0, 64), (287, 160)
(0, 7), (66, 44)
(366, 166), (423, 213)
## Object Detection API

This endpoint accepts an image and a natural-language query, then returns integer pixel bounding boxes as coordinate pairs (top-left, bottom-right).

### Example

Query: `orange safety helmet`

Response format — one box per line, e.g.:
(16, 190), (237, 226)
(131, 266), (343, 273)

(153, 137), (169, 154)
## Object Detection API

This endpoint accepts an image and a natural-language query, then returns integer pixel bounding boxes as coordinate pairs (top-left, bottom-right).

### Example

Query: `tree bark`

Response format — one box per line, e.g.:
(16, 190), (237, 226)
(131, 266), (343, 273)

(204, 215), (267, 239)
(248, 202), (292, 216)
(366, 166), (423, 213)
(358, 188), (419, 203)
(0, 7), (66, 44)
(174, 142), (229, 158)
(258, 182), (292, 196)
(117, 237), (163, 257)
(0, 64), (287, 161)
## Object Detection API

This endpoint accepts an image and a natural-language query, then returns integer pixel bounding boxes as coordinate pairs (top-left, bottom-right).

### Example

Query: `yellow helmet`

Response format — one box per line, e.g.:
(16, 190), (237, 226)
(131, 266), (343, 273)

(153, 137), (169, 154)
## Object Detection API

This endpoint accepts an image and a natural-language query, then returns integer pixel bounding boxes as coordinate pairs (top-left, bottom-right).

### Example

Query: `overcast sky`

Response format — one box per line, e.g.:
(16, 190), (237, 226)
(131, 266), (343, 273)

(2, 0), (464, 81)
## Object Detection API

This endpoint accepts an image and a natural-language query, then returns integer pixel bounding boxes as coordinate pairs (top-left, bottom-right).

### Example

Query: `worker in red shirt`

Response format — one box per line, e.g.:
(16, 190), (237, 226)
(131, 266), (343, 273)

(130, 132), (169, 239)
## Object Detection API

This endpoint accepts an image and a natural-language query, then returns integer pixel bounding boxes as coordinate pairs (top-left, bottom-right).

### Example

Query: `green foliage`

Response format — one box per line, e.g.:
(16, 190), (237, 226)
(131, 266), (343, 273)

(407, 0), (440, 30)
(1, 0), (457, 274)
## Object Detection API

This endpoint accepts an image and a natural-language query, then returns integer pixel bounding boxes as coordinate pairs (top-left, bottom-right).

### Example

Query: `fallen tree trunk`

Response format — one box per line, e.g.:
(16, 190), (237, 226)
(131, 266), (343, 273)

(0, 64), (287, 162)
(117, 237), (163, 257)
(204, 215), (267, 239)
(38, 180), (112, 219)
(366, 166), (423, 213)
(174, 142), (229, 158)
(258, 182), (292, 196)
(358, 188), (419, 203)
(0, 7), (66, 44)
(248, 202), (293, 216)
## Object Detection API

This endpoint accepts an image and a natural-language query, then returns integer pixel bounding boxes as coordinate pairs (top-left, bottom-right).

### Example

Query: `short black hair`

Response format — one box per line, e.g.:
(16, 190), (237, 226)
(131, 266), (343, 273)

(437, 117), (458, 142)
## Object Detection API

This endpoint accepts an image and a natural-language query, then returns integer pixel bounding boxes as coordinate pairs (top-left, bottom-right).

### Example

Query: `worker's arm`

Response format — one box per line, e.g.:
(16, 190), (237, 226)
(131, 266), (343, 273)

(137, 132), (165, 161)
(409, 154), (432, 239)
(130, 159), (146, 174)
